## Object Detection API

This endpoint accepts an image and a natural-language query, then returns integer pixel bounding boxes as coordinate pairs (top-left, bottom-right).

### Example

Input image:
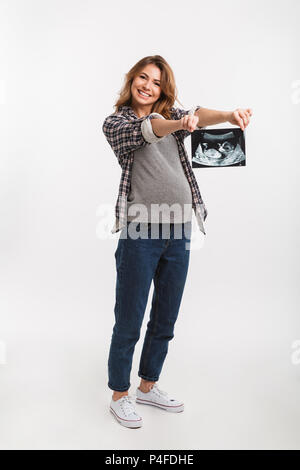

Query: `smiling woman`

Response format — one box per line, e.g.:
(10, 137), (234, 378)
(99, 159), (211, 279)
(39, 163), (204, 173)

(102, 53), (253, 430)
(102, 54), (208, 429)
(130, 64), (164, 117)
(113, 55), (185, 120)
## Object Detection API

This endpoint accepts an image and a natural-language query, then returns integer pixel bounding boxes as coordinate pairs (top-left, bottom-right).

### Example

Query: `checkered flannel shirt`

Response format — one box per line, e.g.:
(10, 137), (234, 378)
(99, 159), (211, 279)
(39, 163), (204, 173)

(102, 104), (208, 235)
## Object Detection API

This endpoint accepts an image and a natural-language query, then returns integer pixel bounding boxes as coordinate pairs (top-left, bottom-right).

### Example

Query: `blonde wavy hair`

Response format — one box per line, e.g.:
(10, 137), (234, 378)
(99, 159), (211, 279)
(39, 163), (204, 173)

(114, 55), (184, 120)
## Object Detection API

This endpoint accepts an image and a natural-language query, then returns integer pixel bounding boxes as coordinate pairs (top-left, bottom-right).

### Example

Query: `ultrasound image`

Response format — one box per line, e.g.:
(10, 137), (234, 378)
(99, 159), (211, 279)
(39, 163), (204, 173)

(191, 128), (246, 167)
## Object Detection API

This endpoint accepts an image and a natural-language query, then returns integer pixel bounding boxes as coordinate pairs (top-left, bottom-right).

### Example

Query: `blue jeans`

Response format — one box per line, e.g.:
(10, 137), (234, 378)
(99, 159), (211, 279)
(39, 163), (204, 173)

(108, 221), (192, 392)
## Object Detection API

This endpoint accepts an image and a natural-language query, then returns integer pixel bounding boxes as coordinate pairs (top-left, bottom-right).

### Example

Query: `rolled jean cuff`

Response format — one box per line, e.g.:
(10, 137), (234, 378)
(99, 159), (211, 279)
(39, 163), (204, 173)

(108, 382), (130, 392)
(138, 373), (159, 382)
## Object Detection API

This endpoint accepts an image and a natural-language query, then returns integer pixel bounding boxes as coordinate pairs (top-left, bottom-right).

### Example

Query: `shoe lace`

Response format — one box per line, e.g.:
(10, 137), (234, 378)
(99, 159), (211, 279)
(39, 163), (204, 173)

(152, 383), (168, 397)
(119, 395), (138, 417)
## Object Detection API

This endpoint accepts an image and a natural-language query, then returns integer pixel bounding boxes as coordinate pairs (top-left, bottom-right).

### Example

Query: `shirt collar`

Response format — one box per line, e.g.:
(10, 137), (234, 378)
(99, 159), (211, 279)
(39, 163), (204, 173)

(119, 105), (139, 119)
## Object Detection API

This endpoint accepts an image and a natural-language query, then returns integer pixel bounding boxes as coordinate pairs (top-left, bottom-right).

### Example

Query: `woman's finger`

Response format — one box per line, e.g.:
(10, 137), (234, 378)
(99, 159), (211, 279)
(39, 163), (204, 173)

(240, 111), (249, 127)
(187, 115), (197, 131)
(239, 109), (249, 128)
(235, 110), (244, 130)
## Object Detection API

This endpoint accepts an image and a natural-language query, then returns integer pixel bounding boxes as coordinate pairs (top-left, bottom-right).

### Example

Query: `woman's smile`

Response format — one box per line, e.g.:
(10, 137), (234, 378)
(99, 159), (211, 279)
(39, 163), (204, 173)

(138, 89), (151, 98)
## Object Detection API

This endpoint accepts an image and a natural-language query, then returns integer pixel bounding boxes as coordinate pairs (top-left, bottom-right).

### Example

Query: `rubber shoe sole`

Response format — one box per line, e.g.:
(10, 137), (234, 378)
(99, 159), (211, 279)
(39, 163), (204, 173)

(109, 407), (143, 428)
(136, 397), (184, 413)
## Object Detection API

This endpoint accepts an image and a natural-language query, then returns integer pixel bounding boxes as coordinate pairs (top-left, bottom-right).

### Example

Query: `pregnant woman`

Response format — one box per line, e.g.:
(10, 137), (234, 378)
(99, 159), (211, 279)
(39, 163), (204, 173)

(102, 54), (252, 428)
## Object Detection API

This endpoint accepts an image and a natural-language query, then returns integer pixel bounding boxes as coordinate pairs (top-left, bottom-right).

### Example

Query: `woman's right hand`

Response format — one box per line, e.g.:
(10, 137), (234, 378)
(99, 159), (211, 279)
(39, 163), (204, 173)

(180, 114), (200, 132)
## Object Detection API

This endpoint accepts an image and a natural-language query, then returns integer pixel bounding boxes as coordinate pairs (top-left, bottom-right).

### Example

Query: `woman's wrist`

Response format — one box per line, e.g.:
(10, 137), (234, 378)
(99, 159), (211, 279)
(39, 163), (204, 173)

(151, 118), (182, 137)
(223, 110), (232, 122)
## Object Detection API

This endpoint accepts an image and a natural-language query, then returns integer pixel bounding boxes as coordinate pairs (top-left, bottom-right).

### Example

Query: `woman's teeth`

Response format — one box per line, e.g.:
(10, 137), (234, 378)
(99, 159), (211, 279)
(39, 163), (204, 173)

(138, 90), (150, 98)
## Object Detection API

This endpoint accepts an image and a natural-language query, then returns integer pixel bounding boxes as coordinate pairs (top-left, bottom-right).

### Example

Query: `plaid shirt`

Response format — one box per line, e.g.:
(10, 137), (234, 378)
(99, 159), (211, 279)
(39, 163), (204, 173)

(102, 105), (208, 235)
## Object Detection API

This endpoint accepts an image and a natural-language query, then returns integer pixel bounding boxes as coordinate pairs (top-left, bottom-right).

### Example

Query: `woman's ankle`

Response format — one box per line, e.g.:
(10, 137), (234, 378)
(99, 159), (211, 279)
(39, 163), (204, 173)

(138, 379), (156, 393)
(112, 390), (129, 401)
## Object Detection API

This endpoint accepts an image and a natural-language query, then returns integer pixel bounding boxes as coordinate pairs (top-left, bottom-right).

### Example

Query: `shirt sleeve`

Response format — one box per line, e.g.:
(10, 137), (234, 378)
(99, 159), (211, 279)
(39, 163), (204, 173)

(102, 112), (165, 163)
(141, 112), (166, 143)
(171, 105), (205, 140)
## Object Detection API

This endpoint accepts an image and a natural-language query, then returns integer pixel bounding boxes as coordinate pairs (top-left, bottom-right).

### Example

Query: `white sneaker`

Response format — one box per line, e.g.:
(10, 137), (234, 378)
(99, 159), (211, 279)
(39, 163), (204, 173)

(136, 383), (184, 413)
(110, 395), (143, 428)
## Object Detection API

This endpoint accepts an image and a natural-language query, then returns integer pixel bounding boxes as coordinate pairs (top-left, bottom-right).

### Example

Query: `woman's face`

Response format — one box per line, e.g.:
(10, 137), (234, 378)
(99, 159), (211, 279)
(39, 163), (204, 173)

(131, 64), (162, 111)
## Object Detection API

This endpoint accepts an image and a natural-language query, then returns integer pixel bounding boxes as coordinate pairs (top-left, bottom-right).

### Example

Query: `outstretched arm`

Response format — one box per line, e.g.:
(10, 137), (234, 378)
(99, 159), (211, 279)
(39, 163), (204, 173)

(150, 118), (182, 137)
(150, 105), (203, 139)
(151, 106), (253, 139)
(195, 107), (253, 130)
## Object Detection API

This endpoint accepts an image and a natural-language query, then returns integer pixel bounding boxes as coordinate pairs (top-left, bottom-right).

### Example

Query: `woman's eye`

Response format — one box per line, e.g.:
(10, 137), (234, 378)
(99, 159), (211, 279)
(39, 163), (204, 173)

(140, 75), (160, 86)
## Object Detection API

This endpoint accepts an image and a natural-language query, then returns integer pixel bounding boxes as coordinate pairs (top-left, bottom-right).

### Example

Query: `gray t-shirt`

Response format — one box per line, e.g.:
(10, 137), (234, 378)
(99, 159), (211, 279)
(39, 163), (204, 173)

(127, 133), (193, 223)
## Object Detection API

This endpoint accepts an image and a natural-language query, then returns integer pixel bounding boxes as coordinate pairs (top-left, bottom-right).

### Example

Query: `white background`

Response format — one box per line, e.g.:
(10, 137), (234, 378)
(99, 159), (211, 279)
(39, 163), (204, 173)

(0, 0), (300, 450)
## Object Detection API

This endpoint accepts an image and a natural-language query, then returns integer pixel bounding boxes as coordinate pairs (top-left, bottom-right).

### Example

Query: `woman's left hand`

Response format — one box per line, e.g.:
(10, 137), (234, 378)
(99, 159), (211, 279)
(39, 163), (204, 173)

(228, 108), (253, 130)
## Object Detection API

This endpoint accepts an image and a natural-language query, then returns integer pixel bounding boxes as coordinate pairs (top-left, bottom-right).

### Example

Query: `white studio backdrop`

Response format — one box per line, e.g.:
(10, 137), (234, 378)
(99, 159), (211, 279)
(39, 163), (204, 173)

(0, 0), (300, 450)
